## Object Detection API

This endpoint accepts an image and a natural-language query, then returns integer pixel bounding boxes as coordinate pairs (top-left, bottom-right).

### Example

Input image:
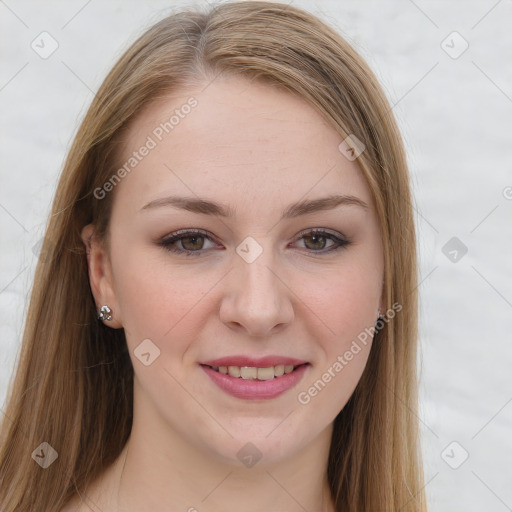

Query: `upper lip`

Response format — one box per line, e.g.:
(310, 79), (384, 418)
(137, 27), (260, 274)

(200, 356), (308, 367)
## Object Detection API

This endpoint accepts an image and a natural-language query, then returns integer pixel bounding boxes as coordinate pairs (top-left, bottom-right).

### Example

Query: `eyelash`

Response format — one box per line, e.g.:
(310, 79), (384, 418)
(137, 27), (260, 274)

(157, 228), (351, 257)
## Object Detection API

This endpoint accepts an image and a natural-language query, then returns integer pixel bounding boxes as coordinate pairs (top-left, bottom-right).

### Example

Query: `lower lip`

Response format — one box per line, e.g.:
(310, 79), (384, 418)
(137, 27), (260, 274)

(200, 364), (309, 400)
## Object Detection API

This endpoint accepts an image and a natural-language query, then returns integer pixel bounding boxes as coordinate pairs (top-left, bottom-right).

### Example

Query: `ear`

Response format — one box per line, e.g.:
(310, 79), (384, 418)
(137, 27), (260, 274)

(81, 224), (123, 328)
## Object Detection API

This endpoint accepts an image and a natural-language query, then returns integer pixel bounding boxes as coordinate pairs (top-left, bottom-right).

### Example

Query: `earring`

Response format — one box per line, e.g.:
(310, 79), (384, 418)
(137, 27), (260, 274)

(377, 308), (382, 320)
(98, 305), (112, 321)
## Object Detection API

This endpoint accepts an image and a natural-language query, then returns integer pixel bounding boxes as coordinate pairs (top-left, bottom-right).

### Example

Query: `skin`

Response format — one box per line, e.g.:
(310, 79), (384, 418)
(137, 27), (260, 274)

(74, 75), (384, 512)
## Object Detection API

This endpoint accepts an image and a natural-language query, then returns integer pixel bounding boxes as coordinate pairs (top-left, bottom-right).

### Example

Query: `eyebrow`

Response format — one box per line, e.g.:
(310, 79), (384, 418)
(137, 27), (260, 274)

(139, 194), (368, 219)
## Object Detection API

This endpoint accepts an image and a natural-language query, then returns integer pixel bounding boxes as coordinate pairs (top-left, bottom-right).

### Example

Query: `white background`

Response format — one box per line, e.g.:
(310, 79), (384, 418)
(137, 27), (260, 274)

(1, 1), (511, 510)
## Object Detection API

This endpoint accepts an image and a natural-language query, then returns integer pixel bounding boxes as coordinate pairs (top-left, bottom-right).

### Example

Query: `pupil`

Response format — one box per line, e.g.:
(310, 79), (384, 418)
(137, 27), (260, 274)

(183, 236), (203, 250)
(306, 234), (325, 250)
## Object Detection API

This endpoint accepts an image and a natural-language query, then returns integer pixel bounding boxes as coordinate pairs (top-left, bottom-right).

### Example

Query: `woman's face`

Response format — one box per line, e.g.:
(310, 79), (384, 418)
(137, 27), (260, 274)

(86, 75), (384, 466)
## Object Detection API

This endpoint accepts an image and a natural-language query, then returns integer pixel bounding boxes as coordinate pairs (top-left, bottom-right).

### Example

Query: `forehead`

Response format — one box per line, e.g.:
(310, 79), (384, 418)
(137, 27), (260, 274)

(113, 75), (374, 217)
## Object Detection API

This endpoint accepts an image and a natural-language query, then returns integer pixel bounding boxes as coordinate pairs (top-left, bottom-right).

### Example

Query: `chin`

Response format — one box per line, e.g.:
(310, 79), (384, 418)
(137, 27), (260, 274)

(204, 422), (312, 469)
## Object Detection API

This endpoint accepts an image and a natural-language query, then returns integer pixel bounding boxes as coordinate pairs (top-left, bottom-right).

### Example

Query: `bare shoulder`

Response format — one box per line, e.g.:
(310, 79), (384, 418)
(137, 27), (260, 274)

(58, 467), (121, 511)
(58, 492), (105, 512)
(58, 449), (125, 511)
(57, 479), (110, 512)
(57, 494), (83, 512)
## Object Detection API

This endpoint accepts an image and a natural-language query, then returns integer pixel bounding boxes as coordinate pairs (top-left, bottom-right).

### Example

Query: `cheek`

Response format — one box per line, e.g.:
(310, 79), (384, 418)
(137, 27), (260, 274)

(296, 258), (380, 339)
(293, 261), (378, 407)
(110, 242), (218, 354)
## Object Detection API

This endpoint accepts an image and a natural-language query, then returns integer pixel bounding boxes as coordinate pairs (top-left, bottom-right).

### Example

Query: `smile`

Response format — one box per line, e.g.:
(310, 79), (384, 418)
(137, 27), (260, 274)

(206, 364), (302, 380)
(200, 363), (309, 400)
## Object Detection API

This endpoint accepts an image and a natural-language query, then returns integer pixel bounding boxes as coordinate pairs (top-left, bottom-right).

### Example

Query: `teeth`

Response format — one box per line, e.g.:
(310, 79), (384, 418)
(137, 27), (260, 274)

(240, 366), (258, 380)
(212, 364), (301, 380)
(228, 366), (240, 378)
(257, 367), (275, 380)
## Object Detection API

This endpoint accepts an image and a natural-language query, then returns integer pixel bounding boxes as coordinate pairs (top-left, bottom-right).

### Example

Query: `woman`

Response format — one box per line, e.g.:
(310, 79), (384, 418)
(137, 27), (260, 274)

(0, 2), (426, 511)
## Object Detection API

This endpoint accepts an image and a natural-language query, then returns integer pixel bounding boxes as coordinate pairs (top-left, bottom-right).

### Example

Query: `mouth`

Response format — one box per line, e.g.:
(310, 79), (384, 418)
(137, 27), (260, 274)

(199, 361), (310, 400)
(201, 363), (308, 381)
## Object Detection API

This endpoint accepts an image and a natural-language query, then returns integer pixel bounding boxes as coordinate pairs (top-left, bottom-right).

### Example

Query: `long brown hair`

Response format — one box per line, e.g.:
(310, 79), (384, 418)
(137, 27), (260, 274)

(0, 2), (425, 510)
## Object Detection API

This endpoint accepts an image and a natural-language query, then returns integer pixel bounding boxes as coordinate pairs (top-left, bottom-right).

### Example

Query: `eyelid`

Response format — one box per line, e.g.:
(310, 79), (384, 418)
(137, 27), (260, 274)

(161, 228), (213, 240)
(159, 228), (219, 249)
(292, 227), (346, 241)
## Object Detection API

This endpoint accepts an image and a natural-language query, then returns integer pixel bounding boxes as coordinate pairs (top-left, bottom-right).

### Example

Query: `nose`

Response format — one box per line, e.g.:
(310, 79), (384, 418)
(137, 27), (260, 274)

(219, 246), (294, 338)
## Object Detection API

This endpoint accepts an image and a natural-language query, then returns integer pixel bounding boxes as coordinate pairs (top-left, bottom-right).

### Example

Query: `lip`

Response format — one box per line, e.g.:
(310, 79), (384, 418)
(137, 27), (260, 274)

(201, 356), (308, 367)
(200, 362), (309, 400)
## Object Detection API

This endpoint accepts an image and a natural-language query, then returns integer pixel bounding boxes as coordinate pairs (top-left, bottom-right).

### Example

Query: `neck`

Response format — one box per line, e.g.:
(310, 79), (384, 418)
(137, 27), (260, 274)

(98, 420), (335, 511)
(84, 381), (336, 512)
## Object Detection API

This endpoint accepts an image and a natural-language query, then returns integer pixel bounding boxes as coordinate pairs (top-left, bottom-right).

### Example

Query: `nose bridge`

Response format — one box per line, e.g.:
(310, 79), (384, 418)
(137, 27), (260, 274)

(222, 236), (294, 335)
(242, 252), (277, 299)
(237, 240), (280, 308)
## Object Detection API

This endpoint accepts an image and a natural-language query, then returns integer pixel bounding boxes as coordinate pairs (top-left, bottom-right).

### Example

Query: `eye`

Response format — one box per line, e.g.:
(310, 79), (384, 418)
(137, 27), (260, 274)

(158, 228), (351, 256)
(158, 229), (219, 257)
(291, 228), (351, 253)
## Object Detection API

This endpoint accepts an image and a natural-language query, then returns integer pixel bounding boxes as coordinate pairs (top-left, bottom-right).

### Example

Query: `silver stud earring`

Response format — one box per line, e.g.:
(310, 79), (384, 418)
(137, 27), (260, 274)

(377, 308), (382, 320)
(98, 305), (112, 321)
